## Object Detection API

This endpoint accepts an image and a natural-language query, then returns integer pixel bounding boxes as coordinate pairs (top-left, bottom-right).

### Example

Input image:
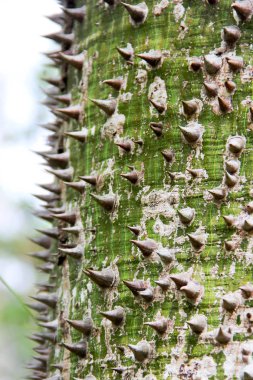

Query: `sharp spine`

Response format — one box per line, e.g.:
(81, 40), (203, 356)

(100, 306), (125, 325)
(240, 283), (253, 298)
(64, 181), (86, 193)
(225, 171), (238, 187)
(103, 77), (124, 91)
(46, 12), (65, 25)
(58, 51), (85, 70)
(62, 226), (82, 235)
(46, 167), (74, 182)
(149, 98), (166, 113)
(28, 250), (53, 262)
(218, 96), (232, 113)
(137, 287), (154, 302)
(180, 281), (202, 301)
(204, 54), (222, 74)
(225, 159), (239, 174)
(33, 331), (56, 343)
(170, 271), (192, 289)
(228, 136), (245, 154)
(130, 239), (158, 257)
(203, 82), (218, 97)
(127, 225), (141, 236)
(54, 104), (82, 120)
(52, 211), (77, 224)
(38, 183), (61, 194)
(187, 232), (206, 251)
(43, 32), (74, 45)
(90, 193), (116, 212)
(116, 44), (134, 61)
(155, 279), (170, 291)
(36, 262), (54, 273)
(190, 58), (202, 71)
(39, 319), (58, 331)
(136, 51), (162, 67)
(225, 80), (236, 92)
(215, 326), (232, 344)
(179, 124), (202, 144)
(178, 207), (195, 225)
(128, 341), (151, 362)
(144, 318), (168, 334)
(123, 279), (147, 293)
(208, 187), (227, 201)
(120, 170), (139, 184)
(64, 128), (88, 142)
(150, 121), (163, 137)
(62, 341), (87, 358)
(157, 247), (176, 264)
(43, 76), (64, 88)
(242, 217), (253, 232)
(227, 56), (244, 71)
(231, 0), (253, 21)
(58, 245), (83, 259)
(53, 93), (72, 105)
(115, 140), (132, 152)
(121, 2), (148, 25)
(65, 317), (93, 336)
(83, 267), (116, 288)
(90, 98), (116, 116)
(79, 175), (98, 186)
(30, 293), (58, 309)
(25, 302), (48, 313)
(51, 364), (64, 371)
(187, 315), (207, 334)
(223, 25), (241, 44)
(35, 228), (59, 240)
(161, 149), (174, 163)
(224, 240), (236, 251)
(48, 206), (65, 214)
(35, 281), (56, 292)
(62, 6), (86, 22)
(182, 100), (198, 116)
(187, 168), (203, 178)
(223, 215), (236, 227)
(222, 293), (240, 311)
(29, 236), (51, 249)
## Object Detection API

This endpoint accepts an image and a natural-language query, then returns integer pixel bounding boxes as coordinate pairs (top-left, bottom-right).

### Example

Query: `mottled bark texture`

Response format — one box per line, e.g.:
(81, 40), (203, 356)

(28, 0), (253, 379)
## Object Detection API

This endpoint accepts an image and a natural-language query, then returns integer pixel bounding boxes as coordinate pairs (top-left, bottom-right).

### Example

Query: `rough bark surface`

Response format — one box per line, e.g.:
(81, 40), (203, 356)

(28, 0), (253, 379)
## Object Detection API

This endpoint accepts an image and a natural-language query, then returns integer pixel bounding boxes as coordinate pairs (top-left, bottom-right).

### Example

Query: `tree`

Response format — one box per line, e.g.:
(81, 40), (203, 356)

(27, 0), (253, 379)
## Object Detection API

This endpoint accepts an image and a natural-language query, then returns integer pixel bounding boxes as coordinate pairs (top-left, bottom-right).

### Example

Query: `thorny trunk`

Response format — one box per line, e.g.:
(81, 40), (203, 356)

(28, 0), (253, 379)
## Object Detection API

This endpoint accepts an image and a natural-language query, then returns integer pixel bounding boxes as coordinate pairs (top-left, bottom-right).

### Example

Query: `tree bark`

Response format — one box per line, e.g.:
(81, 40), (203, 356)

(30, 0), (253, 379)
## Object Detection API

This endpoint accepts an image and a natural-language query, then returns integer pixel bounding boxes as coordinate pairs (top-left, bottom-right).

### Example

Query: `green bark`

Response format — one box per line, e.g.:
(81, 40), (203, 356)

(30, 0), (253, 379)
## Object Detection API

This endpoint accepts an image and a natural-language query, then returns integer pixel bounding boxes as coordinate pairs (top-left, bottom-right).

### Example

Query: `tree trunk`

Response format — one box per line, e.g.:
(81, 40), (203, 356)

(29, 0), (253, 379)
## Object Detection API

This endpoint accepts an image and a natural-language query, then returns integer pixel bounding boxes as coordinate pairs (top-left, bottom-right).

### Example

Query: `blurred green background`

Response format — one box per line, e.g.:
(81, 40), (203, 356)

(0, 1), (61, 378)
